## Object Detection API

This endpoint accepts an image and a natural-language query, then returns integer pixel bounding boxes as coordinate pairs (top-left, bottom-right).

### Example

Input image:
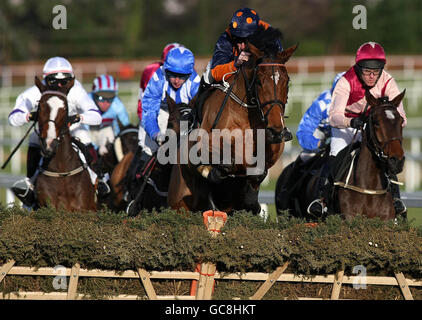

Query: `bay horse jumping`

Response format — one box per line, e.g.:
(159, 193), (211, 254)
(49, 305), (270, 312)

(276, 90), (406, 221)
(33, 76), (96, 211)
(168, 26), (297, 214)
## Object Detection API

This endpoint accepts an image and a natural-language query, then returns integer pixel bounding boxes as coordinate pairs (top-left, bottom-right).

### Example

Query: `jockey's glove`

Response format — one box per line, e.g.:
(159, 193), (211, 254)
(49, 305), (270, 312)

(68, 114), (81, 124)
(28, 111), (38, 122)
(350, 117), (364, 129)
(155, 132), (166, 145)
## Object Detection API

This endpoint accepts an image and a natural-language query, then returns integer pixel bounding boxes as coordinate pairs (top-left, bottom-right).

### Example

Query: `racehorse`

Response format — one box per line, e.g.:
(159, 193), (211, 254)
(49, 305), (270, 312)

(95, 120), (138, 175)
(95, 121), (138, 210)
(33, 76), (96, 211)
(111, 93), (188, 213)
(168, 26), (297, 214)
(276, 89), (406, 221)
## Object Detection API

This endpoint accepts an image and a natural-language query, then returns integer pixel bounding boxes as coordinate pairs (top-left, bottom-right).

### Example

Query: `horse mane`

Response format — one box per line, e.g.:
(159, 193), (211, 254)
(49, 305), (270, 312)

(248, 25), (283, 57)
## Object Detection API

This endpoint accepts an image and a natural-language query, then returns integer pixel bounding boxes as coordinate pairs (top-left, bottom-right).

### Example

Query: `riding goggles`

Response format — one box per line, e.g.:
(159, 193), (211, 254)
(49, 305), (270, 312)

(45, 77), (73, 87)
(361, 68), (382, 76)
(94, 92), (116, 103)
(166, 70), (191, 80)
(232, 35), (249, 44)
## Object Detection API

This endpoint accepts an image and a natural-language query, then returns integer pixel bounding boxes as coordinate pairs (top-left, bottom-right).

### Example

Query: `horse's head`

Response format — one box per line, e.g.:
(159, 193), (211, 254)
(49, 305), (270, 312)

(245, 27), (298, 144)
(35, 76), (72, 157)
(364, 90), (406, 174)
(166, 92), (196, 137)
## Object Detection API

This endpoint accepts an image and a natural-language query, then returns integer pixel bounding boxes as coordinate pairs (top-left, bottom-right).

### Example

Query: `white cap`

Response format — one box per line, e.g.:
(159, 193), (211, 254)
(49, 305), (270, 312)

(43, 57), (74, 78)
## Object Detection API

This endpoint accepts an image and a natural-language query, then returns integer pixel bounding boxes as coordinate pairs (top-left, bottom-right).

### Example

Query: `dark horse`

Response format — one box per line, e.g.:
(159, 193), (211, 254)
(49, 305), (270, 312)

(95, 121), (138, 210)
(276, 90), (406, 221)
(112, 93), (188, 214)
(168, 26), (297, 214)
(33, 76), (96, 211)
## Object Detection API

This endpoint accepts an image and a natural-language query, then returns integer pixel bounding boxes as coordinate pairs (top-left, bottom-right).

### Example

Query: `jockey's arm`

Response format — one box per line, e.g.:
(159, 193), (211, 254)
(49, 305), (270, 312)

(8, 86), (39, 127)
(112, 97), (130, 134)
(210, 33), (239, 83)
(70, 82), (102, 126)
(297, 94), (327, 152)
(141, 72), (163, 140)
(329, 77), (352, 129)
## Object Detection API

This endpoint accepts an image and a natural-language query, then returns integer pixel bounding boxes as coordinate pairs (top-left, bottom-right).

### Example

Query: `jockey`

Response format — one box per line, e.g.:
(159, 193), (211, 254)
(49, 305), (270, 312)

(8, 57), (102, 207)
(125, 46), (200, 211)
(202, 7), (282, 86)
(308, 42), (408, 217)
(87, 74), (130, 195)
(198, 8), (291, 138)
(137, 43), (184, 121)
(296, 72), (346, 161)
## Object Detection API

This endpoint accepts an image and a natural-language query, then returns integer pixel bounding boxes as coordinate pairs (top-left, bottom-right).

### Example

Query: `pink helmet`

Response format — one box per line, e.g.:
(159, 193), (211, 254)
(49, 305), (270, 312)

(161, 43), (184, 63)
(355, 42), (386, 65)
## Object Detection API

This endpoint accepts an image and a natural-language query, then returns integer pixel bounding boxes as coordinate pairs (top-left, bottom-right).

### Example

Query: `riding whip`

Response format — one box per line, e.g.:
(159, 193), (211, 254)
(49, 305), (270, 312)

(1, 121), (36, 170)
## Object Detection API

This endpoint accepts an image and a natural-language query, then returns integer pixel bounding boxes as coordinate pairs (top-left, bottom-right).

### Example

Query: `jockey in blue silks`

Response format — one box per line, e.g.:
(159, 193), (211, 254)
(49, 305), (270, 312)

(296, 72), (346, 162)
(87, 74), (130, 195)
(125, 47), (200, 211)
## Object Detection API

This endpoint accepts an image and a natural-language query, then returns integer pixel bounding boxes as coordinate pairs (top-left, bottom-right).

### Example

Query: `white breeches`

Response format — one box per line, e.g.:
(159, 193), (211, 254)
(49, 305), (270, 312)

(138, 109), (169, 156)
(329, 127), (362, 157)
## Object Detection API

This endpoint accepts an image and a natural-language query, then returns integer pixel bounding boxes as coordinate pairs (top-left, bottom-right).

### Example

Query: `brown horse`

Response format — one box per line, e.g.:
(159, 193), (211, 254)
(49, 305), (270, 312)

(276, 90), (406, 221)
(335, 90), (406, 220)
(168, 27), (297, 214)
(33, 76), (96, 211)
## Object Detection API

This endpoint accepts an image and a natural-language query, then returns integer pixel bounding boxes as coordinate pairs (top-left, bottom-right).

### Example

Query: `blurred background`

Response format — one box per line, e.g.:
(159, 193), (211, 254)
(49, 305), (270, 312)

(0, 0), (421, 220)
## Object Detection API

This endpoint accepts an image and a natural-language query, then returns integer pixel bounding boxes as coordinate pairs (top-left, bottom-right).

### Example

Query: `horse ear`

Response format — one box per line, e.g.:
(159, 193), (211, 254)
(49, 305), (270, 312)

(278, 43), (298, 64)
(35, 76), (47, 93)
(390, 89), (406, 108)
(365, 90), (378, 107)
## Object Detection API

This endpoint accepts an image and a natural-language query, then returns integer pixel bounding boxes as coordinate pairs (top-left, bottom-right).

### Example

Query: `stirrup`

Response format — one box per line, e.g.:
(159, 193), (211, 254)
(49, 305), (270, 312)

(282, 127), (293, 142)
(307, 198), (328, 216)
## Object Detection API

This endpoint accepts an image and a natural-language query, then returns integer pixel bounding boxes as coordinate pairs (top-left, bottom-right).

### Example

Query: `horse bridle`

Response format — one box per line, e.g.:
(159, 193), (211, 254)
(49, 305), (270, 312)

(34, 90), (70, 147)
(242, 57), (288, 125)
(365, 104), (403, 164)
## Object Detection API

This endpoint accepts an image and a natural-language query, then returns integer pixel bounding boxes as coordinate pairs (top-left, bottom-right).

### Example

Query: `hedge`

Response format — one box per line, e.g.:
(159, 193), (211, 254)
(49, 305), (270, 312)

(0, 203), (421, 279)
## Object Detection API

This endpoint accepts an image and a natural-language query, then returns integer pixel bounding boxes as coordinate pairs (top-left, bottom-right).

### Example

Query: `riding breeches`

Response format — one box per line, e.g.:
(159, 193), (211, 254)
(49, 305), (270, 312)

(329, 127), (362, 157)
(88, 126), (115, 156)
(138, 109), (169, 156)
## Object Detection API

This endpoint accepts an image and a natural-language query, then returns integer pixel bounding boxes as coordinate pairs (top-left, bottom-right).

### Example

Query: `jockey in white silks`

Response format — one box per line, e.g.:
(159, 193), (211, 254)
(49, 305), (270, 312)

(8, 57), (102, 207)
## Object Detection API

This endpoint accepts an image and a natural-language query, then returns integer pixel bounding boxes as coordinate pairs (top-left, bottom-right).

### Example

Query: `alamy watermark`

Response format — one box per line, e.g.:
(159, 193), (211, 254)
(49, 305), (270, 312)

(52, 265), (67, 290)
(352, 265), (367, 289)
(156, 121), (266, 176)
(352, 5), (367, 30)
(52, 5), (67, 30)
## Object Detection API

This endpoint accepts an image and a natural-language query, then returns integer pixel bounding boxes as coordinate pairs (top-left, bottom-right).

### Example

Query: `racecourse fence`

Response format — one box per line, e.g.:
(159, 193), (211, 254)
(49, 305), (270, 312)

(1, 56), (421, 204)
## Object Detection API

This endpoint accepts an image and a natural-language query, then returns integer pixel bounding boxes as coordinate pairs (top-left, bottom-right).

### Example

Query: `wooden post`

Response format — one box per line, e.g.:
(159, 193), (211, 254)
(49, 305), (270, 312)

(330, 269), (344, 300)
(249, 262), (289, 300)
(0, 260), (16, 284)
(137, 268), (157, 300)
(66, 263), (80, 300)
(395, 272), (414, 300)
(194, 210), (227, 300)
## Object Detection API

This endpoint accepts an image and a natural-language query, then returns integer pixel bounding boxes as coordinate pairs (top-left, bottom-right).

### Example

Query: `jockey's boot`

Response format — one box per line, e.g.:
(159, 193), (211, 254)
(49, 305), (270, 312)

(12, 146), (41, 207)
(97, 173), (111, 197)
(12, 177), (36, 207)
(126, 146), (151, 200)
(307, 155), (335, 217)
(390, 174), (407, 219)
